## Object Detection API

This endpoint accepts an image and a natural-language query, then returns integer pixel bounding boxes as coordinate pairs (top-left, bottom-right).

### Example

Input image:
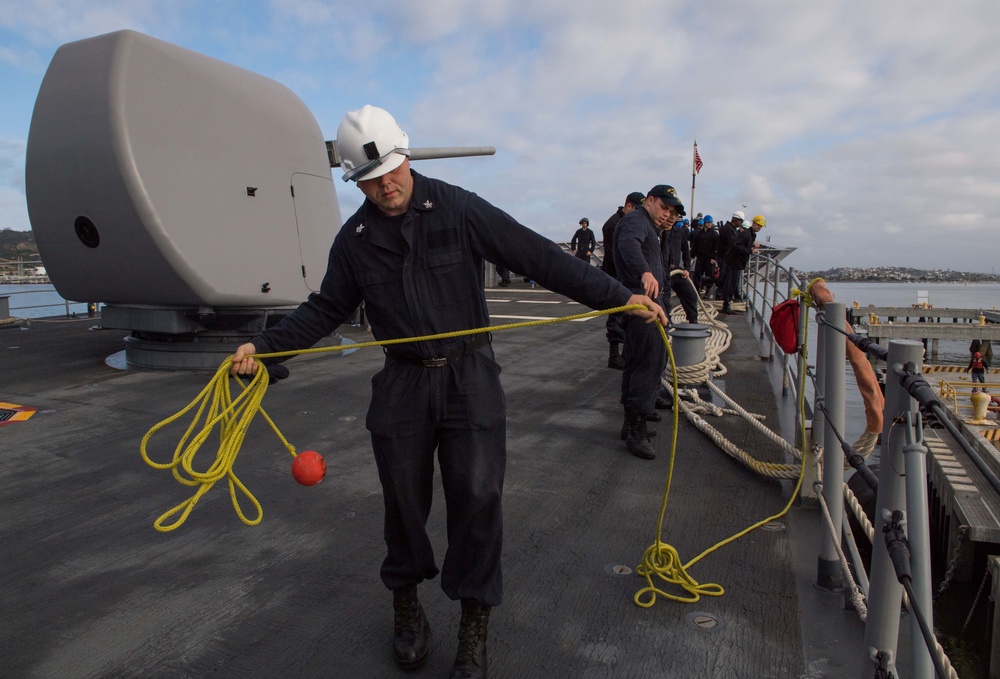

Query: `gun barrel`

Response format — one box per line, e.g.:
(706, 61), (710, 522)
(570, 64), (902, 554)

(409, 146), (496, 161)
(326, 142), (495, 168)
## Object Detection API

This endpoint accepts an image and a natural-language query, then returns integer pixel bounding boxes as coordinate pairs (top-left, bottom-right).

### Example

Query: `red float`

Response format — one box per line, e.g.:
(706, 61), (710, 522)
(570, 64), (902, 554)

(291, 450), (327, 486)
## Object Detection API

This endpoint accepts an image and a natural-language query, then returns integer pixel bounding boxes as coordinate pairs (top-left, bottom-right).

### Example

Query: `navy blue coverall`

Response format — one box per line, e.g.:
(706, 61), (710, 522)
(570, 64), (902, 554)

(661, 223), (699, 324)
(571, 227), (597, 261)
(250, 171), (633, 607)
(613, 207), (667, 415)
(721, 226), (756, 309)
(601, 207), (626, 344)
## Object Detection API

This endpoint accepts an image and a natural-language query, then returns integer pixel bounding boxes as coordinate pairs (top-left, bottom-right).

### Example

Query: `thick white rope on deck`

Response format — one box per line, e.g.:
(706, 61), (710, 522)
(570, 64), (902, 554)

(705, 382), (802, 460)
(662, 280), (800, 479)
(817, 484), (868, 622)
(844, 483), (876, 545)
(664, 283), (960, 676)
(672, 399), (801, 480)
(666, 290), (732, 382)
(834, 483), (960, 679)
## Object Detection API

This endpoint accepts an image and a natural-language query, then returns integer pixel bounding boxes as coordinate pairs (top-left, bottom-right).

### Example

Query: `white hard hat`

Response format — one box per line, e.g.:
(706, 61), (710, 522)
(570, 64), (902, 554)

(337, 105), (410, 182)
(732, 210), (745, 221)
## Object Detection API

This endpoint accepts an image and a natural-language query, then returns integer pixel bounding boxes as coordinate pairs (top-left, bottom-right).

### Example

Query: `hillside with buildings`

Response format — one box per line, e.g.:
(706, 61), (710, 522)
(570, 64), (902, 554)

(799, 266), (1000, 283)
(0, 229), (38, 260)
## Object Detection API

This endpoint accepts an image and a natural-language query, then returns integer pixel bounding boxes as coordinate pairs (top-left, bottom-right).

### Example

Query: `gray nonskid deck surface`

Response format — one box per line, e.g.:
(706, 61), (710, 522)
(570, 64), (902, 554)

(1, 294), (840, 678)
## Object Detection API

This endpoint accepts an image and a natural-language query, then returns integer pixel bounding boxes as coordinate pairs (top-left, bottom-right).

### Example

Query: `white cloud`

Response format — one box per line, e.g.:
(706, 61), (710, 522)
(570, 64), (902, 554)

(1, 0), (998, 273)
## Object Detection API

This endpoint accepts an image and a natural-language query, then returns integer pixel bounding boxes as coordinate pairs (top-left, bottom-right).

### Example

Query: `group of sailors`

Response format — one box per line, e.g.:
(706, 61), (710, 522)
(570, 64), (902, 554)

(562, 193), (769, 459)
(572, 205), (767, 318)
(684, 210), (767, 315)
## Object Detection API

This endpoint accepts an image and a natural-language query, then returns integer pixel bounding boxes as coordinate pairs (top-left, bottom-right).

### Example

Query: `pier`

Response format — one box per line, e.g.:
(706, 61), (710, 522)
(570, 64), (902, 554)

(850, 305), (1000, 358)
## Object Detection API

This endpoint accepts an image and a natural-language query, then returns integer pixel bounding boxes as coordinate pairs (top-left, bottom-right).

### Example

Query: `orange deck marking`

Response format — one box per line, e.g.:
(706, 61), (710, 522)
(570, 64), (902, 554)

(0, 402), (38, 426)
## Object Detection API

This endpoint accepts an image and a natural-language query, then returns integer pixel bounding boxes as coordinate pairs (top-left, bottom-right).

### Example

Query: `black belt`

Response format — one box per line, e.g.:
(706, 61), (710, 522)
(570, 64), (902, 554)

(385, 333), (491, 368)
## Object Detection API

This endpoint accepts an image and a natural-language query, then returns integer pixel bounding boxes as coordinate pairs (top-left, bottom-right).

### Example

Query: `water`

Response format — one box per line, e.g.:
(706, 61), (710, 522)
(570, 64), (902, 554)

(822, 281), (999, 365)
(0, 284), (93, 320)
(759, 281), (1000, 444)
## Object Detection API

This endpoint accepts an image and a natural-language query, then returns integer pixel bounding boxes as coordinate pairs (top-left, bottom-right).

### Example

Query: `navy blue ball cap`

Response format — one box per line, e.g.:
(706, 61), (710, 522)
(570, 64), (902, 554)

(625, 191), (646, 207)
(647, 185), (686, 216)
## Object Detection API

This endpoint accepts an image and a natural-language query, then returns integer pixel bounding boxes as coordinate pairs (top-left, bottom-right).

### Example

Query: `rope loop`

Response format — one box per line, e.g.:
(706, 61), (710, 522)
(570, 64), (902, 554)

(141, 304), (651, 531)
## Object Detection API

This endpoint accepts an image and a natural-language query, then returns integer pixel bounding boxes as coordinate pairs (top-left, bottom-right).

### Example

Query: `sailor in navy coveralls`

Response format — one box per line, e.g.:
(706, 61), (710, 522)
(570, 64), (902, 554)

(613, 185), (686, 460)
(231, 106), (667, 678)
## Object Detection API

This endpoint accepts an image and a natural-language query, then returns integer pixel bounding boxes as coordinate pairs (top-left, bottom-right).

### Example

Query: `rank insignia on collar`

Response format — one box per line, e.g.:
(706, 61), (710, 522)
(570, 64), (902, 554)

(355, 223), (365, 234)
(422, 200), (434, 209)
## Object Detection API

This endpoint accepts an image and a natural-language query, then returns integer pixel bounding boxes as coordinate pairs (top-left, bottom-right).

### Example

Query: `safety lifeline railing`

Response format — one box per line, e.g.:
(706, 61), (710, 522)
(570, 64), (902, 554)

(0, 288), (98, 321)
(741, 253), (960, 679)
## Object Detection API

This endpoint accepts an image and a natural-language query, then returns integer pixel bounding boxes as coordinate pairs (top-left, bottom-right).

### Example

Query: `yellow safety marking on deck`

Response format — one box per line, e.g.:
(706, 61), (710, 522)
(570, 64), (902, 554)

(0, 401), (37, 426)
(952, 484), (979, 494)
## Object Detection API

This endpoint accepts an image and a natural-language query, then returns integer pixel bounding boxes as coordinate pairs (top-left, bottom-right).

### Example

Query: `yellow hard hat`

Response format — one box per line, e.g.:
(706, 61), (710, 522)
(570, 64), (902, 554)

(752, 215), (766, 227)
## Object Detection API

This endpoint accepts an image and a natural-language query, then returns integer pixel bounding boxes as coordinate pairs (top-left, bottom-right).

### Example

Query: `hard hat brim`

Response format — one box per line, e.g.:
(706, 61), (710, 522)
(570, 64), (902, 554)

(344, 149), (408, 183)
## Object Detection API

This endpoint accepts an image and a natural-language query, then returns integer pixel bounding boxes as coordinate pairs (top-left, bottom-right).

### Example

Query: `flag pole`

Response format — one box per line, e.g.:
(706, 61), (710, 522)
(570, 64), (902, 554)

(690, 140), (698, 219)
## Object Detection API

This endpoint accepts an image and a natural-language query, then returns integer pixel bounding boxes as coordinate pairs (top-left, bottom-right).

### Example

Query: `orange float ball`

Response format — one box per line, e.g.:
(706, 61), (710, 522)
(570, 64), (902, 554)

(291, 450), (327, 486)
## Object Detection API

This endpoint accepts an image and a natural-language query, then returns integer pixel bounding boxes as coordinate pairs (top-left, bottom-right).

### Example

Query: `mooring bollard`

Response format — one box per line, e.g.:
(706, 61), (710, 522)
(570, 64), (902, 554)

(668, 323), (710, 382)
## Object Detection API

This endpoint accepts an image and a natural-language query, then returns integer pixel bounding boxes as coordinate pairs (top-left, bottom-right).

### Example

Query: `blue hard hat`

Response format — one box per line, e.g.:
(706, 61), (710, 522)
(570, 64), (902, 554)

(704, 214), (713, 223)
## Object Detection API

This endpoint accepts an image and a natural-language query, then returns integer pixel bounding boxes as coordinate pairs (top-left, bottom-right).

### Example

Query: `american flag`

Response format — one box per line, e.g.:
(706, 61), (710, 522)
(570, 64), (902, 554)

(693, 142), (703, 174)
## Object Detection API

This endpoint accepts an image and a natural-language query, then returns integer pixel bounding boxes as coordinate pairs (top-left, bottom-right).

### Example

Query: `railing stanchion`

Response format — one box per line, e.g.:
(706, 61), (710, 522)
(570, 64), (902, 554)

(903, 414), (935, 678)
(803, 298), (827, 503)
(759, 258), (770, 344)
(861, 339), (924, 679)
(817, 303), (845, 590)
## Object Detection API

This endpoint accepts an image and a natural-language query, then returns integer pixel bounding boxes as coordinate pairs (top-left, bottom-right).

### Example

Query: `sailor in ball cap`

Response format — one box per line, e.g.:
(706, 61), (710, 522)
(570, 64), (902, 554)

(613, 184), (686, 459)
(601, 191), (648, 369)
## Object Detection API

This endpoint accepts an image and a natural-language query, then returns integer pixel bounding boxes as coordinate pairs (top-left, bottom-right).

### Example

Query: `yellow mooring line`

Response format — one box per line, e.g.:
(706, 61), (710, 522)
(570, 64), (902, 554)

(141, 301), (812, 609)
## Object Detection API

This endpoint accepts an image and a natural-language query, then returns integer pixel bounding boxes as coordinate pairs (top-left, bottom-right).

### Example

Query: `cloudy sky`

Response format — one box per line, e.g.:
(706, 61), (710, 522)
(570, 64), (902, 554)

(2, 0), (998, 273)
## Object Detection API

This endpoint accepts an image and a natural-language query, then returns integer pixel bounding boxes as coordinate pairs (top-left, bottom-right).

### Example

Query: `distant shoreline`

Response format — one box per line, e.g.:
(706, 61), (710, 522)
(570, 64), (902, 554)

(799, 268), (999, 284)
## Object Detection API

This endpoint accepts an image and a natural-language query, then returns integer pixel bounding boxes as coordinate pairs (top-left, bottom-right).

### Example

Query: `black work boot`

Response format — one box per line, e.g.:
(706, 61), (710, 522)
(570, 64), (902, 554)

(621, 409), (655, 440)
(450, 600), (490, 679)
(624, 410), (656, 459)
(393, 585), (430, 670)
(607, 342), (625, 370)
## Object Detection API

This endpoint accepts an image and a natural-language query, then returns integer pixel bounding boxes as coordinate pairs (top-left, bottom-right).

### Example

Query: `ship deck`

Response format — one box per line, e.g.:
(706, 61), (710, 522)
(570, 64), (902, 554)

(1, 285), (868, 678)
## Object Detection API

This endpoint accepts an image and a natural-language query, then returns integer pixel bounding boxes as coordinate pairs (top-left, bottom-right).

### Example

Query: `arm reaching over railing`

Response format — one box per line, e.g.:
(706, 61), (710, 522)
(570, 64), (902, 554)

(808, 278), (884, 456)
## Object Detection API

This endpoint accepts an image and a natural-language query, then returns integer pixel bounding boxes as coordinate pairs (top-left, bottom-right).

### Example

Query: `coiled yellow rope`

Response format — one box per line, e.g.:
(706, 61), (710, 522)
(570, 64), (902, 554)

(633, 290), (813, 606)
(141, 304), (651, 532)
